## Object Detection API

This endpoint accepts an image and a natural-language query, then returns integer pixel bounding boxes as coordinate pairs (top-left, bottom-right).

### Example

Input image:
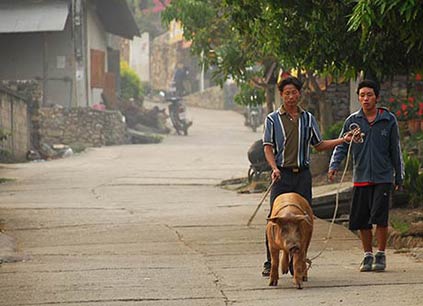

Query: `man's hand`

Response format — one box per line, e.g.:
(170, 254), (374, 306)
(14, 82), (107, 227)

(327, 169), (337, 182)
(271, 168), (281, 182)
(394, 184), (403, 191)
(343, 128), (364, 143)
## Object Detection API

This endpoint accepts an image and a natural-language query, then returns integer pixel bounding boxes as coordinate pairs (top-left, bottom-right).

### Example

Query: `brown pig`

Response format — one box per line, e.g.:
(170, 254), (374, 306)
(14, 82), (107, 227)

(266, 192), (313, 289)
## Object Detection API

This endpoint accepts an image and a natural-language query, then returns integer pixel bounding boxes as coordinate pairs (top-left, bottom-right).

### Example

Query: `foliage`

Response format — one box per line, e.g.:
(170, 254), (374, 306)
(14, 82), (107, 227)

(402, 132), (423, 159)
(348, 0), (423, 79)
(0, 149), (14, 163)
(323, 121), (345, 140)
(0, 128), (10, 141)
(234, 82), (265, 107)
(0, 178), (14, 184)
(402, 151), (423, 207)
(120, 61), (144, 102)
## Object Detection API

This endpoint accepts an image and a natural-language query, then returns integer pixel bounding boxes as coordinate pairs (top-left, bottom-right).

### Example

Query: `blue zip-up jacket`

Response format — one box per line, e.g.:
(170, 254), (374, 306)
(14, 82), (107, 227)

(329, 107), (404, 186)
(263, 107), (323, 168)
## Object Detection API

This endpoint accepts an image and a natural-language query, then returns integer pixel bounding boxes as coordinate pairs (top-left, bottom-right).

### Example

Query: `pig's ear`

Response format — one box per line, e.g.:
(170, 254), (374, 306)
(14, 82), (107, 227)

(267, 216), (279, 223)
(297, 214), (312, 225)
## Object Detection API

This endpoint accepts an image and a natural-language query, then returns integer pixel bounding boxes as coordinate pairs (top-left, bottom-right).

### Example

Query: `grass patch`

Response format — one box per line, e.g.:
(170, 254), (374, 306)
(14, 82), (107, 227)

(0, 178), (14, 184)
(390, 216), (410, 235)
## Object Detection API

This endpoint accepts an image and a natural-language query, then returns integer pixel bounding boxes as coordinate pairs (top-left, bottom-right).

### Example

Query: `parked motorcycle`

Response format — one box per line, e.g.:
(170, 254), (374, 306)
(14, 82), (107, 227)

(165, 95), (192, 136)
(244, 105), (263, 132)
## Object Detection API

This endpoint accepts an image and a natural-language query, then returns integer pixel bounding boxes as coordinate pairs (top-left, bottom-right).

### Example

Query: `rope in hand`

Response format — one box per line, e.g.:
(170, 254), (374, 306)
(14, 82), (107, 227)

(308, 127), (363, 264)
(246, 180), (275, 227)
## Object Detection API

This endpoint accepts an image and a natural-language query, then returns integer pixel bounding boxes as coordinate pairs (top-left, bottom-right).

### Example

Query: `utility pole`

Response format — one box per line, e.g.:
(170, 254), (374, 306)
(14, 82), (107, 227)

(72, 0), (87, 107)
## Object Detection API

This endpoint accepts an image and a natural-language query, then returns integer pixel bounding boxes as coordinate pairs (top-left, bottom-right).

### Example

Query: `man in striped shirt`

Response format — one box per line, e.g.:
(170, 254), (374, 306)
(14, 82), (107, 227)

(261, 76), (352, 277)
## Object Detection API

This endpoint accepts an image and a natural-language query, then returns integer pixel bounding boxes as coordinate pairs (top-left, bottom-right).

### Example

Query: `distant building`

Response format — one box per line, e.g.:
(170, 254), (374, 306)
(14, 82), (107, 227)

(0, 0), (139, 107)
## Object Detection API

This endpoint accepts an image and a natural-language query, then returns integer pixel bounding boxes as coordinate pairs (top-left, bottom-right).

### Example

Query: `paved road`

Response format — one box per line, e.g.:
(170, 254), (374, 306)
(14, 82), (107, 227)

(0, 106), (422, 306)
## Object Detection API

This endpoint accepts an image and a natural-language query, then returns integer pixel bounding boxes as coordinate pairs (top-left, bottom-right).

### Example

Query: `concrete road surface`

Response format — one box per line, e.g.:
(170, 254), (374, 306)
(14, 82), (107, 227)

(0, 105), (422, 306)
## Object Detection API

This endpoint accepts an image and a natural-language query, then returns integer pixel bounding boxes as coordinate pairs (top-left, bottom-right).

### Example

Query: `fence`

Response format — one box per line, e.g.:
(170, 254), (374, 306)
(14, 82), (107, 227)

(0, 86), (30, 162)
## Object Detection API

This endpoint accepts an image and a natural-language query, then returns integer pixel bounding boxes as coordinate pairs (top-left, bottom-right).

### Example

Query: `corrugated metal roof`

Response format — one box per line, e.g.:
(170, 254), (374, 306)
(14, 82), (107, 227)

(95, 0), (140, 39)
(0, 0), (69, 33)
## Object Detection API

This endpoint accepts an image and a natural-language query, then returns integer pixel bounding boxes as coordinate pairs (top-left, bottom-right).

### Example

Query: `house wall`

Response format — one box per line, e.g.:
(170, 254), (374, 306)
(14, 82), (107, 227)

(43, 18), (76, 107)
(0, 33), (43, 79)
(86, 6), (108, 106)
(0, 18), (76, 108)
(0, 87), (30, 161)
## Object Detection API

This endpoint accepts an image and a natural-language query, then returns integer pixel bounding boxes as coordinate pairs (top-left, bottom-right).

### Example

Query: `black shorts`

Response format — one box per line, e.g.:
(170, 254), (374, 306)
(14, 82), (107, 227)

(349, 183), (392, 230)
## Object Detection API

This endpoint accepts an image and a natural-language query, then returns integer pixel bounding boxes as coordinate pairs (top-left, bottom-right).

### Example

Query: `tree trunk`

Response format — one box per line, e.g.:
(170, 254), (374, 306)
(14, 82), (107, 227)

(306, 73), (333, 135)
(317, 91), (333, 135)
(265, 84), (275, 114)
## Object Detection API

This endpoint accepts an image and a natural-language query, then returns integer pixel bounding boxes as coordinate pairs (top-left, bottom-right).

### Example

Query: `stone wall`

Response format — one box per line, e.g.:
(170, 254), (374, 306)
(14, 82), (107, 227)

(184, 86), (225, 110)
(183, 83), (241, 110)
(327, 82), (351, 123)
(0, 86), (30, 161)
(38, 106), (128, 148)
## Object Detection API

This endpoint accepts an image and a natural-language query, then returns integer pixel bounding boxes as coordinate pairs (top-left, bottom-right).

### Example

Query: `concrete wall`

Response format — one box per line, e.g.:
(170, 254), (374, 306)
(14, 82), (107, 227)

(130, 33), (150, 82)
(38, 106), (128, 148)
(0, 87), (30, 161)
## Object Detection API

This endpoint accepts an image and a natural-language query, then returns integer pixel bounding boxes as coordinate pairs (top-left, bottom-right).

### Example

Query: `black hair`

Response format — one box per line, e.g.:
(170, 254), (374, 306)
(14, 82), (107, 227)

(277, 76), (302, 92)
(356, 79), (380, 97)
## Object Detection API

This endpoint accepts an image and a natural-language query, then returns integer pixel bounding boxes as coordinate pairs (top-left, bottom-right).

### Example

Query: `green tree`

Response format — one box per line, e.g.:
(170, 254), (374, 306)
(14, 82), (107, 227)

(161, 1), (423, 128)
(348, 0), (423, 78)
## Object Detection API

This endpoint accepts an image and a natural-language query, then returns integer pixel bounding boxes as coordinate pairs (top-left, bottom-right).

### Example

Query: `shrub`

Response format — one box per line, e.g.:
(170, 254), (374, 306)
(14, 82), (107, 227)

(120, 61), (144, 103)
(323, 121), (344, 139)
(403, 151), (423, 207)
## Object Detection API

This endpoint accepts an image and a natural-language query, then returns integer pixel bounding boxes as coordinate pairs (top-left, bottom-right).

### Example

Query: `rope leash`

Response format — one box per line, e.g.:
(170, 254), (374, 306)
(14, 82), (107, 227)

(307, 128), (362, 267)
(246, 180), (275, 227)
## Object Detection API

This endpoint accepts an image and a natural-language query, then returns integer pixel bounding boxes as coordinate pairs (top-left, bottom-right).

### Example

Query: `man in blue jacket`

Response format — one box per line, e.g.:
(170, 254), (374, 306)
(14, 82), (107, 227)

(328, 79), (404, 272)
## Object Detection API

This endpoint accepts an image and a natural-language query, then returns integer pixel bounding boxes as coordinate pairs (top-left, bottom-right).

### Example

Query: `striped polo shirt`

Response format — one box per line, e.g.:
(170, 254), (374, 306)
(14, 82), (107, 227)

(263, 106), (323, 169)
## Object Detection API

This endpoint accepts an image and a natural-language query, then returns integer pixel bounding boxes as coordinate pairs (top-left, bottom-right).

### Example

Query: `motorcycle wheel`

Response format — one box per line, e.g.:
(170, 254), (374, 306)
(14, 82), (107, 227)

(169, 112), (181, 135)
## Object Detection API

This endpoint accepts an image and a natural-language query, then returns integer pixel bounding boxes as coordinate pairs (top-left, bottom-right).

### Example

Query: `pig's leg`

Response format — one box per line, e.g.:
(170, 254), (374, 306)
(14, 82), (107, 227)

(292, 253), (303, 289)
(303, 227), (313, 281)
(281, 250), (289, 274)
(302, 250), (308, 282)
(269, 248), (280, 286)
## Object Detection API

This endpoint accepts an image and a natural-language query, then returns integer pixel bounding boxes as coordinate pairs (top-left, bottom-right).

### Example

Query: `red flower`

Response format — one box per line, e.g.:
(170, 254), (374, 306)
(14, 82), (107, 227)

(419, 103), (423, 116)
(408, 96), (415, 103)
(396, 110), (402, 117)
(416, 73), (422, 81)
(388, 97), (395, 103)
(401, 103), (408, 111)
